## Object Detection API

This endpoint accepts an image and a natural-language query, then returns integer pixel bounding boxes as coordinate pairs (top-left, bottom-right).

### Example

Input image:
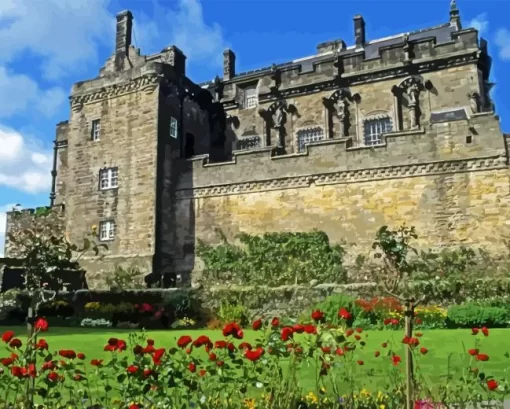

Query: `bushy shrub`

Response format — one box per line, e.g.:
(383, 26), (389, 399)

(38, 300), (74, 318)
(447, 303), (510, 328)
(414, 305), (447, 329)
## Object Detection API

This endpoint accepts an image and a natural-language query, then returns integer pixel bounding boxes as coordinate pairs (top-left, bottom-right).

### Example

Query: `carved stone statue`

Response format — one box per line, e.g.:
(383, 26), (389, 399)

(468, 92), (480, 114)
(407, 83), (419, 106)
(335, 98), (349, 137)
(273, 105), (286, 148)
(403, 34), (411, 62)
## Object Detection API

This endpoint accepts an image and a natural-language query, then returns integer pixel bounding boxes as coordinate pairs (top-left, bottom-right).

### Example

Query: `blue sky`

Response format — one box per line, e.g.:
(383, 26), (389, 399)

(1, 0), (509, 255)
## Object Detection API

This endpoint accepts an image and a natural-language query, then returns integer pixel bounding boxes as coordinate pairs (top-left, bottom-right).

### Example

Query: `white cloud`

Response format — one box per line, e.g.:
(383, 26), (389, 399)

(495, 28), (510, 61)
(468, 13), (489, 36)
(0, 66), (66, 118)
(0, 0), (114, 80)
(0, 126), (52, 194)
(135, 0), (229, 68)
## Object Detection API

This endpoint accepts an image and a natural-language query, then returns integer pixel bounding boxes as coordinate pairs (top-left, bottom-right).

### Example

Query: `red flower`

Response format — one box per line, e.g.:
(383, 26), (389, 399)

(311, 310), (325, 322)
(415, 318), (422, 324)
(77, 353), (85, 360)
(357, 360), (364, 365)
(222, 322), (243, 339)
(303, 325), (317, 335)
(9, 338), (22, 349)
(199, 369), (206, 377)
(188, 362), (196, 373)
(336, 347), (344, 356)
(338, 308), (352, 320)
(468, 348), (479, 356)
(41, 361), (56, 371)
(472, 328), (480, 335)
(281, 327), (294, 341)
(215, 340), (228, 349)
(354, 335), (361, 341)
(355, 327), (363, 333)
(104, 339), (126, 352)
(392, 355), (402, 366)
(476, 353), (489, 361)
(1, 357), (14, 366)
(271, 317), (280, 328)
(487, 379), (498, 391)
(36, 339), (49, 350)
(127, 365), (139, 374)
(193, 335), (212, 348)
(2, 331), (15, 343)
(90, 359), (103, 366)
(143, 369), (153, 378)
(129, 405), (140, 409)
(420, 347), (428, 355)
(381, 342), (388, 348)
(59, 350), (76, 359)
(374, 351), (380, 357)
(321, 346), (332, 354)
(147, 339), (155, 346)
(11, 366), (25, 378)
(73, 374), (83, 381)
(34, 318), (49, 332)
(402, 336), (420, 347)
(293, 324), (305, 333)
(47, 371), (59, 382)
(415, 332), (423, 337)
(245, 347), (265, 362)
(177, 335), (193, 348)
(252, 319), (262, 331)
(238, 342), (252, 350)
(345, 328), (354, 337)
(383, 318), (392, 325)
(152, 348), (165, 365)
(481, 327), (489, 337)
(216, 360), (224, 367)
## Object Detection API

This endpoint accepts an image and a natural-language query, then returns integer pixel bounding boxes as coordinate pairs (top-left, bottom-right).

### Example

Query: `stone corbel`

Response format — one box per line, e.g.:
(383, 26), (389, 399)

(70, 100), (84, 113)
(467, 91), (481, 114)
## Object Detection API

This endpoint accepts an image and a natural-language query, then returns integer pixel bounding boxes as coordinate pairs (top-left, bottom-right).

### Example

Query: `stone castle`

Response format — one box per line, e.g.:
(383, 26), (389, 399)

(4, 1), (510, 287)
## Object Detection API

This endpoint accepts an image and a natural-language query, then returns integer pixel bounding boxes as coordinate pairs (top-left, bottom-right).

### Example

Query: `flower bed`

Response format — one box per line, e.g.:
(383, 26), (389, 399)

(0, 309), (508, 409)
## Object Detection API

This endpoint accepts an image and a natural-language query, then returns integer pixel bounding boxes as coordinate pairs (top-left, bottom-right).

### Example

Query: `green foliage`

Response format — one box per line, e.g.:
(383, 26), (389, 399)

(447, 302), (510, 328)
(216, 298), (249, 326)
(413, 246), (479, 280)
(197, 230), (347, 286)
(311, 293), (359, 320)
(105, 264), (146, 290)
(161, 291), (200, 321)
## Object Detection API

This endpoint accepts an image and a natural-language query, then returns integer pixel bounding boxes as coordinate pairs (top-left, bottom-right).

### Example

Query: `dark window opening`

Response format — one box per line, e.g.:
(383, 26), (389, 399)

(184, 133), (195, 157)
(466, 135), (472, 144)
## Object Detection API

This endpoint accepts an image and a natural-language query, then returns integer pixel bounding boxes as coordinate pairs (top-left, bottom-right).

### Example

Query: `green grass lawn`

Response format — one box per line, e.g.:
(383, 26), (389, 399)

(1, 326), (509, 395)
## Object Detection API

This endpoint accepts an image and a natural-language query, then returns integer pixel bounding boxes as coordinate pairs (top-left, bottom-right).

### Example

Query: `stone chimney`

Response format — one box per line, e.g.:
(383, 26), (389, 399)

(354, 15), (366, 48)
(163, 46), (187, 76)
(449, 0), (462, 30)
(223, 49), (236, 81)
(115, 10), (133, 70)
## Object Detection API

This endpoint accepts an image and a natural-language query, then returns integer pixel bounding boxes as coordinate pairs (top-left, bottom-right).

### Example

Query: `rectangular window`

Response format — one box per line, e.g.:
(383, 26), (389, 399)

(297, 127), (325, 153)
(363, 118), (393, 146)
(99, 168), (119, 190)
(170, 117), (178, 138)
(99, 220), (116, 241)
(242, 85), (258, 109)
(91, 119), (101, 141)
(237, 136), (261, 150)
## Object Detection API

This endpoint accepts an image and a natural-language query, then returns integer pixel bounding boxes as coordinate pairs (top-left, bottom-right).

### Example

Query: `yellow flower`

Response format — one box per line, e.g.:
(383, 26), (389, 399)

(360, 388), (371, 396)
(306, 392), (318, 404)
(244, 398), (256, 409)
(380, 405), (386, 409)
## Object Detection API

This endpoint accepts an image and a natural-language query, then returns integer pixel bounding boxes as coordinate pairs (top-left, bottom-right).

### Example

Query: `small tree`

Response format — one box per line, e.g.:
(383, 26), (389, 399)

(7, 206), (106, 405)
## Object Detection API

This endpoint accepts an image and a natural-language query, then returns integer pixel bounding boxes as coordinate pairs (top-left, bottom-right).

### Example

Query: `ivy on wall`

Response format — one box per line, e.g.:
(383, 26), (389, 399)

(196, 230), (347, 286)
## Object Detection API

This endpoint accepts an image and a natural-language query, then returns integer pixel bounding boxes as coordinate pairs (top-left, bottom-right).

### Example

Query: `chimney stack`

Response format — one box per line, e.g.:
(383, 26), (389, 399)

(354, 15), (366, 48)
(115, 10), (133, 70)
(449, 0), (462, 30)
(223, 49), (236, 81)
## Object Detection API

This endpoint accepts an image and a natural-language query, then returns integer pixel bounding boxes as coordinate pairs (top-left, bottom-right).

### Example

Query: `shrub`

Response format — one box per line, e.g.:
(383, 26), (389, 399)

(447, 303), (510, 328)
(38, 300), (74, 318)
(414, 305), (447, 329)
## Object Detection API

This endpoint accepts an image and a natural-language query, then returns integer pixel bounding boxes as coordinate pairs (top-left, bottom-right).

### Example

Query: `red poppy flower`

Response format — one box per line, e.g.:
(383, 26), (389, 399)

(468, 348), (479, 356)
(193, 335), (211, 348)
(336, 347), (344, 356)
(188, 362), (196, 373)
(2, 331), (15, 343)
(382, 342), (388, 348)
(383, 318), (392, 325)
(303, 325), (317, 335)
(77, 353), (85, 360)
(143, 369), (153, 378)
(321, 346), (331, 354)
(293, 324), (305, 333)
(199, 369), (206, 377)
(355, 327), (363, 333)
(143, 345), (156, 354)
(294, 347), (303, 355)
(177, 335), (193, 348)
(357, 360), (364, 365)
(487, 379), (498, 391)
(41, 361), (56, 371)
(1, 357), (14, 366)
(338, 308), (352, 320)
(481, 327), (489, 337)
(185, 348), (192, 354)
(11, 366), (25, 378)
(415, 318), (422, 324)
(311, 310), (325, 322)
(472, 328), (480, 335)
(214, 340), (228, 349)
(281, 327), (294, 341)
(271, 317), (280, 328)
(47, 371), (59, 382)
(245, 347), (264, 362)
(227, 343), (236, 352)
(59, 350), (76, 359)
(129, 405), (140, 409)
(374, 351), (380, 357)
(252, 319), (262, 331)
(34, 318), (49, 332)
(36, 339), (49, 350)
(222, 322), (243, 339)
(9, 338), (22, 349)
(126, 365), (139, 374)
(390, 318), (399, 325)
(392, 355), (402, 366)
(345, 328), (354, 337)
(238, 342), (252, 350)
(354, 335), (361, 341)
(152, 348), (165, 365)
(216, 360), (224, 367)
(147, 339), (155, 346)
(420, 347), (428, 355)
(476, 353), (489, 361)
(73, 374), (83, 381)
(90, 359), (103, 366)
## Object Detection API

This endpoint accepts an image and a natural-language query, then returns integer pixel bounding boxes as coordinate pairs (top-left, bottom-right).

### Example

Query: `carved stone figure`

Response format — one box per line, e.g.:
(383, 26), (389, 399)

(273, 105), (286, 147)
(407, 82), (419, 106)
(403, 34), (411, 62)
(468, 92), (480, 114)
(335, 98), (349, 137)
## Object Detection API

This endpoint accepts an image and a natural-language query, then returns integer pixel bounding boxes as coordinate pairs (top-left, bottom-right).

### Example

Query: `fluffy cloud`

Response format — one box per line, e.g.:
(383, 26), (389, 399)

(495, 28), (510, 61)
(135, 0), (229, 68)
(0, 0), (114, 80)
(468, 13), (489, 36)
(0, 126), (52, 194)
(0, 66), (66, 118)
